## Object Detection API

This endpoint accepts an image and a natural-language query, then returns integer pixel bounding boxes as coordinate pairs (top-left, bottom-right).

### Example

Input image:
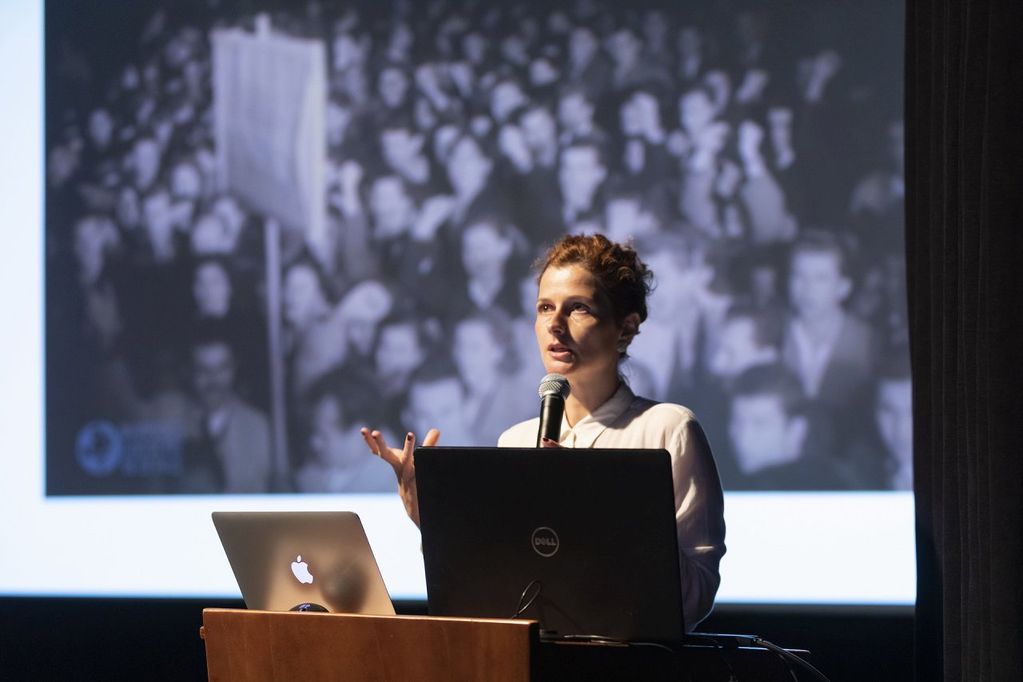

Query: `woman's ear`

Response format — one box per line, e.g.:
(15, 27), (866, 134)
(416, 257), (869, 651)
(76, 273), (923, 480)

(619, 312), (642, 346)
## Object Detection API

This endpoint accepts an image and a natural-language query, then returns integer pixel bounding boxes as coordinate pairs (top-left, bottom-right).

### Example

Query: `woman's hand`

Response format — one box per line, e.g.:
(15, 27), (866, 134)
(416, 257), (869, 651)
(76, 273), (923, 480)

(361, 427), (440, 528)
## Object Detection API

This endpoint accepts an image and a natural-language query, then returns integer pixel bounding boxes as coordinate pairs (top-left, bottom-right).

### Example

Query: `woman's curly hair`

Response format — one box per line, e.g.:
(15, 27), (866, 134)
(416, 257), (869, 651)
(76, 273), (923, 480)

(535, 233), (654, 324)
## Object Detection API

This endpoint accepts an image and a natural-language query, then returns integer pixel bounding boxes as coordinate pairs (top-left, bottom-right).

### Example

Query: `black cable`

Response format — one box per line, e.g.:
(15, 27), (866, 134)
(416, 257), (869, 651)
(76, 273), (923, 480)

(547, 633), (623, 644)
(625, 640), (677, 655)
(774, 647), (800, 682)
(510, 579), (543, 619)
(522, 616), (826, 682)
(693, 633), (831, 682)
(741, 636), (798, 682)
(684, 633), (738, 682)
(541, 634), (691, 681)
(550, 633), (675, 655)
(753, 636), (830, 682)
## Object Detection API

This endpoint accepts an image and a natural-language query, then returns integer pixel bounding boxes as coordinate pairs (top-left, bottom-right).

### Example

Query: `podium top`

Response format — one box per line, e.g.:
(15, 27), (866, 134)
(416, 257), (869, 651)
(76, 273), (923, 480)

(201, 608), (538, 682)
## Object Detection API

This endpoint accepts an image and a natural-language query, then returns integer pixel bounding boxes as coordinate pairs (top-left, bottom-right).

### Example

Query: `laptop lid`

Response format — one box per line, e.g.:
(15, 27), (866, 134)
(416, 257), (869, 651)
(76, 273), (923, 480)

(415, 447), (684, 642)
(212, 511), (395, 615)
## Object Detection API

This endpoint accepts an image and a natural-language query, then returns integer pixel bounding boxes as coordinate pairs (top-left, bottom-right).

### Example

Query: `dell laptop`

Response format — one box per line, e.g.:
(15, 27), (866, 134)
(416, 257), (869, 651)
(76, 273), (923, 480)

(212, 511), (395, 615)
(414, 447), (684, 642)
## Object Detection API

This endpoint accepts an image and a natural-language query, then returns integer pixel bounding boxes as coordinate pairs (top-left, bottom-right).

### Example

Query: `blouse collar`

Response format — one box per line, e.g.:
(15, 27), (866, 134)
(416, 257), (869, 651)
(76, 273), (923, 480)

(560, 383), (635, 448)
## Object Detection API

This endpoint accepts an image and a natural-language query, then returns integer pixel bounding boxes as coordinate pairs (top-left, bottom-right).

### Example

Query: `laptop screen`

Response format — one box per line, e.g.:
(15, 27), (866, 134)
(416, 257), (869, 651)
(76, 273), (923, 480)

(415, 447), (684, 642)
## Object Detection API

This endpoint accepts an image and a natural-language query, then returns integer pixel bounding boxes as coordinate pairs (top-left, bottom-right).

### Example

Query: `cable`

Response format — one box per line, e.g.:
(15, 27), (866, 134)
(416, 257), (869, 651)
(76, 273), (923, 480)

(684, 633), (738, 682)
(624, 640), (677, 655)
(546, 633), (623, 644)
(692, 633), (831, 682)
(774, 648), (800, 682)
(510, 579), (543, 619)
(519, 615), (828, 681)
(753, 636), (830, 682)
(625, 640), (693, 682)
(541, 633), (690, 681)
(548, 633), (675, 654)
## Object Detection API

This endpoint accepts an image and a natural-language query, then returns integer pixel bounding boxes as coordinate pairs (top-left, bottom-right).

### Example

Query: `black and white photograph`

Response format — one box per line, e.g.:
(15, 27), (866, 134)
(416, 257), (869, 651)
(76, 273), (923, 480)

(45, 0), (907, 495)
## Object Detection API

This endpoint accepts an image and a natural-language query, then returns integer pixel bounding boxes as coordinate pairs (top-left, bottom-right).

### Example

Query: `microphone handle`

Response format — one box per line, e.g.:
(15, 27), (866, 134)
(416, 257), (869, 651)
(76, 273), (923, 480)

(536, 395), (565, 447)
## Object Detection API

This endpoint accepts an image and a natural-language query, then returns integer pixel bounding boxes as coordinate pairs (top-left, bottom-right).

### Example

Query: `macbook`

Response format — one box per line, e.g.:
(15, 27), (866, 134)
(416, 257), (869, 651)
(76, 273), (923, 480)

(212, 511), (395, 615)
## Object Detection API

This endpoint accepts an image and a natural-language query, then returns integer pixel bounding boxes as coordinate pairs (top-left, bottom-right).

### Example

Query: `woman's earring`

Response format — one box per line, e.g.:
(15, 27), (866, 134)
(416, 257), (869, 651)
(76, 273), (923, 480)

(617, 341), (629, 354)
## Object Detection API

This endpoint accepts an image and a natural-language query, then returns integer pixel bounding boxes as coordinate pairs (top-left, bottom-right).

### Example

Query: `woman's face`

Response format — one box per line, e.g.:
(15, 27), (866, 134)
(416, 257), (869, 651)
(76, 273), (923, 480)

(534, 265), (625, 388)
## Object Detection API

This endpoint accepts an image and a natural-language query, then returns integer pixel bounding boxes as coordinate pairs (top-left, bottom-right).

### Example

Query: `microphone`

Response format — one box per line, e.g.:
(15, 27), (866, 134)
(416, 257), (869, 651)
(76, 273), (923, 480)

(536, 374), (570, 447)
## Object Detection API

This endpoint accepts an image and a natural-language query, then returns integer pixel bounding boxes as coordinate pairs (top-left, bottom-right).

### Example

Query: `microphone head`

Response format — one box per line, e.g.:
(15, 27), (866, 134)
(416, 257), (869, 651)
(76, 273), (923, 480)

(538, 373), (570, 400)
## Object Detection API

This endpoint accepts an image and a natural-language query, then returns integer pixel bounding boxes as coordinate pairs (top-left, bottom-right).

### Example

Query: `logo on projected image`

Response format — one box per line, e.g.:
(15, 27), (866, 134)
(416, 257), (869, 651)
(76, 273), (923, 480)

(75, 421), (124, 477)
(531, 527), (560, 557)
(72, 420), (183, 480)
(291, 555), (314, 584)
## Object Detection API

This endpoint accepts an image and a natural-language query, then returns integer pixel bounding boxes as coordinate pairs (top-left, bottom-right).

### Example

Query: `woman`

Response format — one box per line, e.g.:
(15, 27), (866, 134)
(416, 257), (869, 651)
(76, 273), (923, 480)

(361, 234), (726, 630)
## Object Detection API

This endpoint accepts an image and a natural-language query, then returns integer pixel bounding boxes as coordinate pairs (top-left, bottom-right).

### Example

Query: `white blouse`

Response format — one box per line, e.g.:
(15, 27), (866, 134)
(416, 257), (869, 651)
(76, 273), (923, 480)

(498, 383), (727, 631)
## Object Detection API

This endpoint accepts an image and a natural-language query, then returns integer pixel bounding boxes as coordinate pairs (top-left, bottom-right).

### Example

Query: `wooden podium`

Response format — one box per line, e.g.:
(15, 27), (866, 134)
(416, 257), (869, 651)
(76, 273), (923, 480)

(201, 608), (810, 681)
(201, 609), (538, 681)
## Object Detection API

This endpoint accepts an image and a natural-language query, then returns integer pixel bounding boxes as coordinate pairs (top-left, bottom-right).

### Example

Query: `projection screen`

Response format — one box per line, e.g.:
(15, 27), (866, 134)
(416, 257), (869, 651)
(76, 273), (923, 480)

(0, 0), (913, 605)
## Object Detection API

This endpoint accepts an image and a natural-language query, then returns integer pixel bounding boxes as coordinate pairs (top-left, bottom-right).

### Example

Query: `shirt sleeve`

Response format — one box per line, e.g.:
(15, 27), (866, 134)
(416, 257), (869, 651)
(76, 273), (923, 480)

(670, 415), (727, 631)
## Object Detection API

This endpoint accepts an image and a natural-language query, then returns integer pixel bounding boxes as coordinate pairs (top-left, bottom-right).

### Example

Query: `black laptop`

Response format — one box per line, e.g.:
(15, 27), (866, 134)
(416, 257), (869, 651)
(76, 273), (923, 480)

(414, 447), (685, 642)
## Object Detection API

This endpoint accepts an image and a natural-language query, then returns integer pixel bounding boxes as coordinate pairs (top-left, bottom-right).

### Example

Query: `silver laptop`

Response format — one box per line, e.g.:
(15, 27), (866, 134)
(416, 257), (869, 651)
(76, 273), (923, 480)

(212, 511), (395, 615)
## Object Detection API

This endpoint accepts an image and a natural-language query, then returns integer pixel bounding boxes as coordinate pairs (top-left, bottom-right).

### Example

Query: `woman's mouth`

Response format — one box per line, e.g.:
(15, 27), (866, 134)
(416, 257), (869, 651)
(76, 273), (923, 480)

(548, 344), (574, 361)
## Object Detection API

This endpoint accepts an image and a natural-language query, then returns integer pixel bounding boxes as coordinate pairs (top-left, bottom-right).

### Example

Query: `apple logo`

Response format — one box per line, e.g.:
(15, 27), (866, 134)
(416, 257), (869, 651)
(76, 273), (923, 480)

(291, 555), (314, 584)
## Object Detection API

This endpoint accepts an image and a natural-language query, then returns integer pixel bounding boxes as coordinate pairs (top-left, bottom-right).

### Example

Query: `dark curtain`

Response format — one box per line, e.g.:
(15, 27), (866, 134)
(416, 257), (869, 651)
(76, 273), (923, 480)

(906, 0), (1023, 679)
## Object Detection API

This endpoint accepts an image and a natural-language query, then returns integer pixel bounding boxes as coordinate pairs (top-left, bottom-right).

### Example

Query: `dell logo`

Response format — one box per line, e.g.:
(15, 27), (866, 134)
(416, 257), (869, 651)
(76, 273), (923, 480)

(531, 527), (560, 557)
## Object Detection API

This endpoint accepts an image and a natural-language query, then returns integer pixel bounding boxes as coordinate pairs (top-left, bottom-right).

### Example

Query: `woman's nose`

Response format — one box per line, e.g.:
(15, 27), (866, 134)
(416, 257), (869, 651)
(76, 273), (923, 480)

(547, 309), (567, 335)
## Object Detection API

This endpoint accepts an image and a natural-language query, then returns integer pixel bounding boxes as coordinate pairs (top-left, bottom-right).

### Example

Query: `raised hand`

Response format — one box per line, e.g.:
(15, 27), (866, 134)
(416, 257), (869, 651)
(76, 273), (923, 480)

(361, 427), (440, 528)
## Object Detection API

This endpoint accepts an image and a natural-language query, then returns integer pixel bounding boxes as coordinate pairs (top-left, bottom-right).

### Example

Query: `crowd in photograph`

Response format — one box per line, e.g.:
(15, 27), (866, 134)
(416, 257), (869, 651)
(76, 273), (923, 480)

(46, 0), (909, 495)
